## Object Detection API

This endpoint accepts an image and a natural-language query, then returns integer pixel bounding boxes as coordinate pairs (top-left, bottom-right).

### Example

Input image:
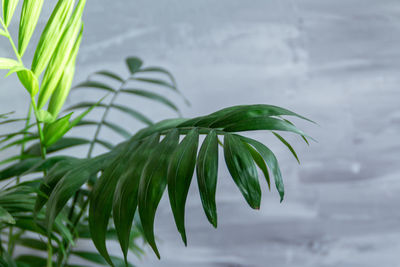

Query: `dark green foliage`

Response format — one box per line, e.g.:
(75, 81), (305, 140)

(34, 104), (312, 262)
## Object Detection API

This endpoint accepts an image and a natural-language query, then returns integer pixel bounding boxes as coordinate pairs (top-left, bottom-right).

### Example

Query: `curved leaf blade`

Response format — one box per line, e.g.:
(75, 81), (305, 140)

(224, 117), (308, 137)
(44, 155), (108, 231)
(66, 102), (153, 126)
(132, 77), (176, 91)
(196, 130), (219, 227)
(103, 121), (131, 139)
(111, 104), (153, 126)
(0, 158), (41, 181)
(167, 128), (199, 245)
(2, 0), (19, 26)
(31, 0), (76, 75)
(47, 27), (83, 117)
(224, 134), (261, 209)
(240, 136), (285, 202)
(16, 68), (39, 96)
(244, 143), (271, 190)
(25, 137), (91, 156)
(272, 132), (300, 164)
(73, 80), (116, 93)
(89, 141), (140, 266)
(0, 58), (19, 69)
(138, 66), (177, 87)
(76, 120), (131, 139)
(43, 113), (73, 146)
(120, 88), (180, 114)
(34, 158), (81, 213)
(90, 70), (124, 83)
(113, 133), (159, 262)
(138, 129), (180, 258)
(38, 0), (86, 108)
(18, 0), (44, 56)
(210, 104), (314, 128)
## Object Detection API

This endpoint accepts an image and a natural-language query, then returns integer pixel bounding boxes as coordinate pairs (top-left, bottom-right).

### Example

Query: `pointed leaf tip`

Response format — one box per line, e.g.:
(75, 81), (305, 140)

(196, 130), (219, 228)
(167, 128), (199, 245)
(126, 57), (143, 74)
(224, 134), (261, 210)
(138, 129), (179, 258)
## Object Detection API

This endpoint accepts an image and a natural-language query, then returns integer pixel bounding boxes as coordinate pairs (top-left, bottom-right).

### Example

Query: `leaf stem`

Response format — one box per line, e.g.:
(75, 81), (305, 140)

(86, 78), (129, 158)
(31, 97), (52, 266)
(7, 227), (13, 255)
(0, 18), (23, 64)
(47, 238), (53, 267)
(16, 104), (32, 184)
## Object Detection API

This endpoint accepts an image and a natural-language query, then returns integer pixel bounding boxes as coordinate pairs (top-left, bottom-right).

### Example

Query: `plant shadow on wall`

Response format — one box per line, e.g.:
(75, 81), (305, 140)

(0, 0), (315, 266)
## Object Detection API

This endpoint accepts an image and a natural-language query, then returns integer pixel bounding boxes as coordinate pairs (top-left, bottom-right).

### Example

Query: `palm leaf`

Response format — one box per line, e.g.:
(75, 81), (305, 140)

(31, 0), (76, 75)
(18, 0), (44, 56)
(38, 104), (312, 261)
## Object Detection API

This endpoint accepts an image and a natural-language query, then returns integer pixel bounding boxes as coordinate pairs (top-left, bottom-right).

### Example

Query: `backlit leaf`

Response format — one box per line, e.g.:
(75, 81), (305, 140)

(2, 0), (19, 26)
(16, 68), (39, 95)
(0, 57), (19, 69)
(18, 0), (44, 56)
(47, 27), (83, 117)
(31, 0), (76, 75)
(37, 0), (85, 108)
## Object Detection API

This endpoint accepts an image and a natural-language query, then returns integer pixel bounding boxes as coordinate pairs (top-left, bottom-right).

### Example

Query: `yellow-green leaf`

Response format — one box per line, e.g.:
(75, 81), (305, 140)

(0, 57), (19, 69)
(47, 26), (83, 117)
(37, 110), (55, 124)
(2, 0), (19, 26)
(16, 68), (39, 95)
(18, 0), (45, 56)
(31, 0), (76, 75)
(37, 0), (86, 109)
(5, 65), (24, 77)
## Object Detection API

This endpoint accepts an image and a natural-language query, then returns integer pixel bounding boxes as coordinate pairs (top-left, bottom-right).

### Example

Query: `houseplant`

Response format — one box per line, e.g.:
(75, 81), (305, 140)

(0, 0), (313, 266)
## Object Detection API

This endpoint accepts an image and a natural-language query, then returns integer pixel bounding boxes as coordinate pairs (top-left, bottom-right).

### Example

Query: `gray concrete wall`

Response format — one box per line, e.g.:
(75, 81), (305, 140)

(1, 1), (400, 266)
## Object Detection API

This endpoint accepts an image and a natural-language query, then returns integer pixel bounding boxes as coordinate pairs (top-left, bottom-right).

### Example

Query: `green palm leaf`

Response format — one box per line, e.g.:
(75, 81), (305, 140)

(138, 129), (180, 259)
(167, 128), (199, 245)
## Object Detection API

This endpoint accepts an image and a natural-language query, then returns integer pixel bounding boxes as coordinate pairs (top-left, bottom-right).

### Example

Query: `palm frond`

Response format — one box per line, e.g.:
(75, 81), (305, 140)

(37, 104), (313, 265)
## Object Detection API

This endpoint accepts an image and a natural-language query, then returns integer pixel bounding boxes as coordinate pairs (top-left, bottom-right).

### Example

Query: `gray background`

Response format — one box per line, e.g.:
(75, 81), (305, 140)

(1, 1), (400, 266)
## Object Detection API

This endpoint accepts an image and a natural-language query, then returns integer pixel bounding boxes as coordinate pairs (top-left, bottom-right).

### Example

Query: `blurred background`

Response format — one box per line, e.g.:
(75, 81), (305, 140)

(1, 0), (400, 266)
